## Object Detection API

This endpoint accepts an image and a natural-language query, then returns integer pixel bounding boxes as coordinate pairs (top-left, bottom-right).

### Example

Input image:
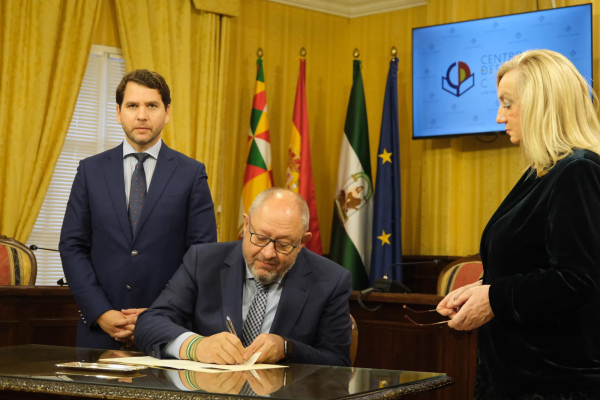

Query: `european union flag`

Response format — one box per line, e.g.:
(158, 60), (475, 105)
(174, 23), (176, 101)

(370, 57), (402, 285)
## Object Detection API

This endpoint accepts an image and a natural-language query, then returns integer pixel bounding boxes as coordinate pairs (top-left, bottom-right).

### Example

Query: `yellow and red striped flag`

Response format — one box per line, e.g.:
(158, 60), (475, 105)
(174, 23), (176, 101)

(285, 58), (323, 254)
(238, 57), (274, 236)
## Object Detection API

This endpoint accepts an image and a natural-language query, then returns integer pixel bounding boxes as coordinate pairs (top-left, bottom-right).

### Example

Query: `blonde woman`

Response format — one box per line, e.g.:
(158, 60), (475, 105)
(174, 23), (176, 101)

(437, 50), (600, 399)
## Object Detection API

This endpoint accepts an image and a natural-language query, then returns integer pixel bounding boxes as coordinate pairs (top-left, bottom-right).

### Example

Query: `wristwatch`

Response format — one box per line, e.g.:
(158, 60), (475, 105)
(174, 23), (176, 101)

(281, 337), (294, 362)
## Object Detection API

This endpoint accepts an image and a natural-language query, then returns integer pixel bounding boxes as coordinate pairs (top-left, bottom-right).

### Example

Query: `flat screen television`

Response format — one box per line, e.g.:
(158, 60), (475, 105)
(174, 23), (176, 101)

(412, 4), (592, 139)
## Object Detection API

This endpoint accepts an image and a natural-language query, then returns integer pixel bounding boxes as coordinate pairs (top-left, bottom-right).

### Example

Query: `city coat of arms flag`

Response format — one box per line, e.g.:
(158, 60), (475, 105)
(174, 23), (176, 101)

(238, 57), (274, 237)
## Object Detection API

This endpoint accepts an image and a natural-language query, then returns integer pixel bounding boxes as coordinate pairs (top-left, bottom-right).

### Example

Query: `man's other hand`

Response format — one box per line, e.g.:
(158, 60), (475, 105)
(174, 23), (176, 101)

(245, 334), (285, 363)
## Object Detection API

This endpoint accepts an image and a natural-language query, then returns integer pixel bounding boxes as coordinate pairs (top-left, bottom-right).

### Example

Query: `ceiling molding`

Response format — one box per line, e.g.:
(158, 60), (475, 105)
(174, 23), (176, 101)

(267, 0), (427, 18)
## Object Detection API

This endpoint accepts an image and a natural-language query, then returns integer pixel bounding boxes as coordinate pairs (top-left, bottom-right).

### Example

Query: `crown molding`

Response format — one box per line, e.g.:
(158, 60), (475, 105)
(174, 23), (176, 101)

(267, 0), (427, 18)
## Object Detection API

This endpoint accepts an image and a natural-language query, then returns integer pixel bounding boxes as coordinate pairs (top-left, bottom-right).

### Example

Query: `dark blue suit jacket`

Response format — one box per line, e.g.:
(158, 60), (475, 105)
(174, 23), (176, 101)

(59, 142), (217, 350)
(135, 241), (353, 367)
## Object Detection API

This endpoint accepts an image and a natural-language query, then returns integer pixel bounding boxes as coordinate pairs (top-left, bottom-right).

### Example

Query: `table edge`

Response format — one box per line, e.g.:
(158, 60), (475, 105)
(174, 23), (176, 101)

(0, 374), (454, 400)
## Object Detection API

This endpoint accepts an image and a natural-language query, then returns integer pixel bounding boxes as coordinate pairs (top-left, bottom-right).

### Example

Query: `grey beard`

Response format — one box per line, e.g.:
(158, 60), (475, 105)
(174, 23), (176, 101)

(244, 256), (297, 285)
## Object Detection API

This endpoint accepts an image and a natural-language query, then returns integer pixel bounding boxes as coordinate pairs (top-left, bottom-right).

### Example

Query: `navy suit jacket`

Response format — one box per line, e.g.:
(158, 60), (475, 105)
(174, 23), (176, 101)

(135, 241), (353, 367)
(59, 142), (217, 350)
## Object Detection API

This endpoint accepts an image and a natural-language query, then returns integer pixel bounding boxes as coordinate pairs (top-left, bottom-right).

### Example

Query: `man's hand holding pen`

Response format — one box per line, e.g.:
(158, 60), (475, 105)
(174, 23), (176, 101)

(182, 315), (286, 365)
(180, 332), (246, 365)
(195, 333), (247, 365)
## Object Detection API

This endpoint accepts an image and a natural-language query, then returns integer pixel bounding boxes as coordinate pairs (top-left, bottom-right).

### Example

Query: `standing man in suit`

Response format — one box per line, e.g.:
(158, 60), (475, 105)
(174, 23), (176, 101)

(135, 188), (352, 367)
(60, 69), (217, 350)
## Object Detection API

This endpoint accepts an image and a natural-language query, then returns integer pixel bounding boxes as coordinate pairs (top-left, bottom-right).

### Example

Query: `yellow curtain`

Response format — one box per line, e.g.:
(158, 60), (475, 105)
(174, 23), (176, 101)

(114, 0), (231, 238)
(192, 0), (240, 17)
(0, 0), (102, 242)
(221, 0), (595, 256)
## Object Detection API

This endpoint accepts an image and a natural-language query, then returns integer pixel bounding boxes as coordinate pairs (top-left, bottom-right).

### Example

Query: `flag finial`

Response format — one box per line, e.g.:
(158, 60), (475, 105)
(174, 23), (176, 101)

(353, 48), (360, 59)
(391, 46), (397, 60)
(300, 47), (307, 57)
(257, 48), (263, 58)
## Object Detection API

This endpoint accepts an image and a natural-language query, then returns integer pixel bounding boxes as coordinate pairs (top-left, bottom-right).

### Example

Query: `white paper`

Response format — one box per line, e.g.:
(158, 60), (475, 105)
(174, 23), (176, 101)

(244, 352), (261, 366)
(99, 353), (286, 373)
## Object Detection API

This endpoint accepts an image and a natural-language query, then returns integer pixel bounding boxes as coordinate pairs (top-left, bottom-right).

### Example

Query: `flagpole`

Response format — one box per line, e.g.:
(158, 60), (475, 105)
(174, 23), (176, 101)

(285, 46), (324, 254)
(238, 47), (274, 238)
(369, 48), (402, 286)
(330, 47), (373, 290)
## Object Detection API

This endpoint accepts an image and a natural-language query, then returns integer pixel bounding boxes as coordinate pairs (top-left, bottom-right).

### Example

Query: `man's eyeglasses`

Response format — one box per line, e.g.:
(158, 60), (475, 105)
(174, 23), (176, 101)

(403, 304), (460, 326)
(248, 219), (301, 255)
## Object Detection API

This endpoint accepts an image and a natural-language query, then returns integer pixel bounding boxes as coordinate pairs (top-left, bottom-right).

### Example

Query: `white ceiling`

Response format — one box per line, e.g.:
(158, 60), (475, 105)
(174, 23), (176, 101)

(267, 0), (427, 18)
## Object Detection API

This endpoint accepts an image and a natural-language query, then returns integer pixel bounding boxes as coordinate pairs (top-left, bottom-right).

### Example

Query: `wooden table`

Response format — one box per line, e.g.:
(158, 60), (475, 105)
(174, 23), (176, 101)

(0, 345), (453, 399)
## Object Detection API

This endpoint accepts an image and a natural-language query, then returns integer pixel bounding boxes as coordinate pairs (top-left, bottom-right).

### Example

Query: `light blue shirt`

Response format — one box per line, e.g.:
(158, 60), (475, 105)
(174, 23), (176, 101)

(163, 266), (284, 359)
(123, 139), (161, 207)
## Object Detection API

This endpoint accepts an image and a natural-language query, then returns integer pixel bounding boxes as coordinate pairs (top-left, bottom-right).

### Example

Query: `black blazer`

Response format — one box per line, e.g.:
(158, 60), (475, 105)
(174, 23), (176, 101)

(479, 149), (600, 395)
(134, 241), (353, 367)
(60, 142), (217, 350)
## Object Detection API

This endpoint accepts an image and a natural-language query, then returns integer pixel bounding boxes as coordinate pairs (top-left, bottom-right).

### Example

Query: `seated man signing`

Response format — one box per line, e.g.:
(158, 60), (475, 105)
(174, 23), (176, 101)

(134, 188), (352, 366)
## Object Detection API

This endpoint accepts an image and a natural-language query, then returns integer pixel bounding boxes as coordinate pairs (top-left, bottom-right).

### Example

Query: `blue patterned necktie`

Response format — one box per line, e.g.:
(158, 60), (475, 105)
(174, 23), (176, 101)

(128, 153), (151, 237)
(242, 281), (270, 347)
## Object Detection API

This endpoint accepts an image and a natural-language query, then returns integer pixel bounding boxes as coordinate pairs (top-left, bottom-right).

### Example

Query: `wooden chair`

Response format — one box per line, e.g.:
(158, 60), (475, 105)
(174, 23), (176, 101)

(437, 255), (482, 296)
(0, 235), (37, 285)
(350, 313), (358, 366)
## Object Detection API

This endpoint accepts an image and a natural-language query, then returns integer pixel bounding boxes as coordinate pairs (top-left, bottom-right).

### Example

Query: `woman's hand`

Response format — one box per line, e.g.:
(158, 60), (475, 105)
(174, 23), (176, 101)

(445, 284), (494, 331)
(437, 280), (482, 317)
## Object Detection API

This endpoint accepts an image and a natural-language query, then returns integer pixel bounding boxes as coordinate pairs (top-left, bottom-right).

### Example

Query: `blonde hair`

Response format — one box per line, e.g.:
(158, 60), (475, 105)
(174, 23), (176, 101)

(497, 49), (600, 176)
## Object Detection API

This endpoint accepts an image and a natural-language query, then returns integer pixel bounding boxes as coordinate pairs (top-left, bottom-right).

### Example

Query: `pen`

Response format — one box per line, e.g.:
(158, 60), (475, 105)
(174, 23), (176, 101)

(226, 316), (238, 336)
(226, 316), (246, 363)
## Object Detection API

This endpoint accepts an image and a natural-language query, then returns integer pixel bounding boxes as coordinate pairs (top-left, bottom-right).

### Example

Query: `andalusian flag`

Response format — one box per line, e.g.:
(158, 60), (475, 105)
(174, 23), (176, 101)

(330, 60), (373, 290)
(239, 58), (274, 236)
(285, 58), (323, 254)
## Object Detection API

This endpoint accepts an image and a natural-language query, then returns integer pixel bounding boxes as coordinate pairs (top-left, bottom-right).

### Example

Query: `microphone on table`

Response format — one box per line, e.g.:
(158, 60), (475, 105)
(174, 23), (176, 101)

(373, 259), (440, 294)
(357, 260), (441, 311)
(29, 244), (66, 286)
(29, 244), (59, 252)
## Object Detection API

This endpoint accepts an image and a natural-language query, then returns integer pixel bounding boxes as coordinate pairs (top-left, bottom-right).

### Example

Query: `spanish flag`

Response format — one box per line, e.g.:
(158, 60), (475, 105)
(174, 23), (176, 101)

(238, 57), (274, 236)
(285, 58), (323, 254)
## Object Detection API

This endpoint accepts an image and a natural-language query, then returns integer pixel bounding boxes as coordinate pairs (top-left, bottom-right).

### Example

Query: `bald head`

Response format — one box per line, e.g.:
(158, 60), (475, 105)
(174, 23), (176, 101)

(248, 188), (310, 232)
(242, 188), (312, 285)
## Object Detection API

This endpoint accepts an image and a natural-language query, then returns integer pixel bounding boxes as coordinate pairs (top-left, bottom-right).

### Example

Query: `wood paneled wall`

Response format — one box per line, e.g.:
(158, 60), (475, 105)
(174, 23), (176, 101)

(0, 287), (77, 348)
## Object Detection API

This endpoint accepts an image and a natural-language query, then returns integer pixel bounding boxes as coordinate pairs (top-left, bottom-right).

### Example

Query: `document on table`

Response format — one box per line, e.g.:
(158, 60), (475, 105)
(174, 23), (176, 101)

(99, 352), (287, 373)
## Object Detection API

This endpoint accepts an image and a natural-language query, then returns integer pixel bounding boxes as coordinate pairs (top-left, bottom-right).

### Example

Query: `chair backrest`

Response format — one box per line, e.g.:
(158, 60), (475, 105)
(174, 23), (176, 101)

(437, 255), (482, 296)
(350, 313), (358, 366)
(0, 235), (37, 285)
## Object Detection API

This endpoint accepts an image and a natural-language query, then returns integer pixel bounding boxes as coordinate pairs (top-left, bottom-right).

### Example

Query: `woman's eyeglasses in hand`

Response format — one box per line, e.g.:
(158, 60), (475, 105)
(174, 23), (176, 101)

(403, 304), (461, 326)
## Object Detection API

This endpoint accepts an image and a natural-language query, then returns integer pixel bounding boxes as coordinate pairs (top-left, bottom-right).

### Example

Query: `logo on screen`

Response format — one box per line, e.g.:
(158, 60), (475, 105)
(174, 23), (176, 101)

(442, 61), (474, 97)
